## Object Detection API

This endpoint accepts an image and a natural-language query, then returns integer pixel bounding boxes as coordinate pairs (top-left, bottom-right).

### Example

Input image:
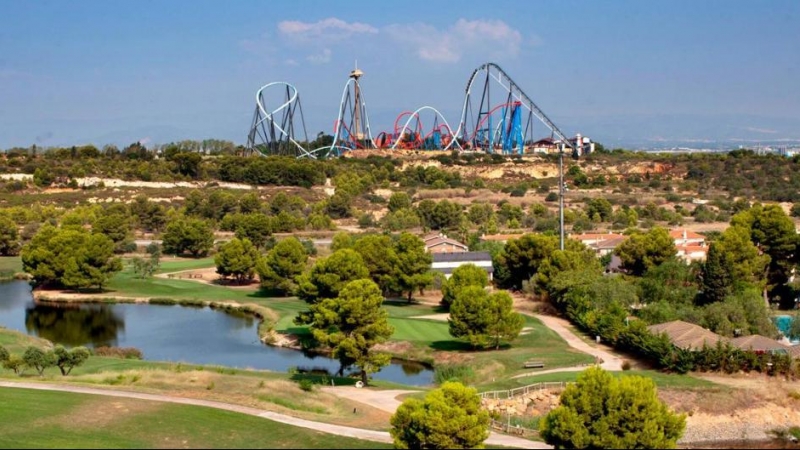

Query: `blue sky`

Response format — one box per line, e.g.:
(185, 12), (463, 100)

(1, 0), (798, 149)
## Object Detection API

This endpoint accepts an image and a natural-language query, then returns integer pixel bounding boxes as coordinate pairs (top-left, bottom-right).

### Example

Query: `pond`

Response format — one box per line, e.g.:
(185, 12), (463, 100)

(0, 281), (433, 386)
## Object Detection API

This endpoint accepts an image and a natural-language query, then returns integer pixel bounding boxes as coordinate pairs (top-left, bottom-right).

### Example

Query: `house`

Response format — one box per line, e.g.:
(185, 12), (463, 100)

(647, 320), (726, 351)
(670, 229), (705, 247)
(595, 235), (628, 257)
(423, 233), (468, 254)
(730, 335), (789, 354)
(670, 229), (707, 263)
(431, 252), (494, 280)
(529, 137), (558, 154)
(786, 345), (800, 359)
(571, 232), (625, 256)
(676, 244), (709, 263)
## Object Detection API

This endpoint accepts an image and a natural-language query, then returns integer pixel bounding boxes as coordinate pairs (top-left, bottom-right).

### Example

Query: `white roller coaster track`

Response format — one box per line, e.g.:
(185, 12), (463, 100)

(390, 106), (464, 151)
(253, 81), (315, 158)
(455, 62), (575, 153)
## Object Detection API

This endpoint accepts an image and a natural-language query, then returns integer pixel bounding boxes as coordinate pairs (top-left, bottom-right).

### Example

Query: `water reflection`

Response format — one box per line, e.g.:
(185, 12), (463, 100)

(25, 303), (124, 347)
(400, 360), (427, 376)
(0, 281), (433, 385)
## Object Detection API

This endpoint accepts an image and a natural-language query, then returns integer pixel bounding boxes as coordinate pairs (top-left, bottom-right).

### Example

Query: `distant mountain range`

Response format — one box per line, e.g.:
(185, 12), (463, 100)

(555, 113), (800, 150)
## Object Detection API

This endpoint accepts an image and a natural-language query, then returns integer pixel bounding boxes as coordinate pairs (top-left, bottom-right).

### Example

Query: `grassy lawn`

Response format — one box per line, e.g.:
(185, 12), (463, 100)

(0, 328), (51, 354)
(389, 318), (452, 342)
(36, 263), (597, 388)
(0, 387), (389, 449)
(154, 257), (216, 274)
(0, 256), (22, 277)
(478, 369), (719, 391)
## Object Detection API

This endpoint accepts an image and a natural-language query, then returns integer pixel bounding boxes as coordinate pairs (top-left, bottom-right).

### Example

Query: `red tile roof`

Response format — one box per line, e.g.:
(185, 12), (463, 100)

(669, 229), (705, 240)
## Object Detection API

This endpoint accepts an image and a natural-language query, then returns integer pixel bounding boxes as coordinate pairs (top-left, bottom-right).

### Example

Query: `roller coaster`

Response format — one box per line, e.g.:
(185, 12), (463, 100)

(246, 62), (580, 158)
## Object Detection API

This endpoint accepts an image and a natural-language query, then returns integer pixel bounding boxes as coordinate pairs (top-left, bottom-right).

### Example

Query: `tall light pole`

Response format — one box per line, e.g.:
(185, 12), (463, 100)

(559, 144), (565, 251)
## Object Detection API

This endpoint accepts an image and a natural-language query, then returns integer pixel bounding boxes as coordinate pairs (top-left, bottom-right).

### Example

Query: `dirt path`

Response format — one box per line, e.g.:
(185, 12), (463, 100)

(0, 381), (550, 449)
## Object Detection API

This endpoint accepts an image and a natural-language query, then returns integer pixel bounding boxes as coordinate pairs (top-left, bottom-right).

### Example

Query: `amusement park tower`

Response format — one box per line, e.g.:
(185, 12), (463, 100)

(350, 63), (365, 141)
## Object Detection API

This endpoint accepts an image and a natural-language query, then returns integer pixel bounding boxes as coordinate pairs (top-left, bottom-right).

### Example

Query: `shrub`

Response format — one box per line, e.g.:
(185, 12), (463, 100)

(545, 192), (559, 202)
(621, 360), (632, 371)
(298, 378), (315, 392)
(149, 298), (177, 305)
(433, 364), (475, 385)
(2, 355), (25, 375)
(23, 346), (56, 376)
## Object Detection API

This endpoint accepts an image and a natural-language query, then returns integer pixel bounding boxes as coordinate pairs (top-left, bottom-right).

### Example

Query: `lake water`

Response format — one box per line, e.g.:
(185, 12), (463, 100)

(0, 281), (432, 385)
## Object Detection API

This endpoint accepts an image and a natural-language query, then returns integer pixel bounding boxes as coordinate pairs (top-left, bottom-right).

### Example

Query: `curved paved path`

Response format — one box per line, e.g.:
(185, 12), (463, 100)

(511, 313), (624, 379)
(0, 381), (550, 449)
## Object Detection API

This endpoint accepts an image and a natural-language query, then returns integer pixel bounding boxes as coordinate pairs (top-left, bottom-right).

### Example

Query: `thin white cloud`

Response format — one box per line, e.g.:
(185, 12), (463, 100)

(243, 17), (527, 67)
(385, 19), (525, 63)
(306, 48), (332, 65)
(278, 18), (378, 43)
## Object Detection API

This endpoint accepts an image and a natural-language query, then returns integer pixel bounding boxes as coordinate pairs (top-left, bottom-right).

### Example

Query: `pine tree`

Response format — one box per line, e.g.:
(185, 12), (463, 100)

(307, 279), (394, 384)
(541, 367), (685, 449)
(449, 287), (525, 349)
(391, 381), (490, 449)
(700, 243), (732, 305)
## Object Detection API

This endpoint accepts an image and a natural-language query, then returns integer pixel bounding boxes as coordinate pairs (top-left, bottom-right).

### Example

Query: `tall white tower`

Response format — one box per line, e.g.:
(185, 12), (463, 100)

(349, 62), (365, 141)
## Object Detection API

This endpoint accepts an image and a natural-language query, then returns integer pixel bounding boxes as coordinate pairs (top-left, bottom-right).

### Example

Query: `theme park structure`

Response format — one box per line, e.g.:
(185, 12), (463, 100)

(246, 62), (580, 158)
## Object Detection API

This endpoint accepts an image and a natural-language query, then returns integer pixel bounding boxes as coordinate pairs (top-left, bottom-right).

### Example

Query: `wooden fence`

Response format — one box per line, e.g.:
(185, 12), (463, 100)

(478, 381), (569, 400)
(480, 381), (573, 438)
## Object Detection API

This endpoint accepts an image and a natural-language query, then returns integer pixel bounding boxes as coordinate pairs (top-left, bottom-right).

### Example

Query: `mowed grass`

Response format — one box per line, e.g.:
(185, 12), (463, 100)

(0, 327), (50, 353)
(389, 318), (451, 342)
(154, 257), (216, 274)
(105, 268), (259, 303)
(0, 256), (22, 273)
(48, 262), (596, 387)
(479, 369), (719, 391)
(0, 387), (389, 449)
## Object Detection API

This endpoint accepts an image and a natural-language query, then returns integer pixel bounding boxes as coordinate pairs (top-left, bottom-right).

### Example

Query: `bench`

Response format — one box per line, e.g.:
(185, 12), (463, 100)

(523, 361), (545, 369)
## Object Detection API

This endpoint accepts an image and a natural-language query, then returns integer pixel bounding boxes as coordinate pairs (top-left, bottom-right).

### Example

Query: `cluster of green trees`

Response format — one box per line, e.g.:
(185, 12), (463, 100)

(321, 232), (433, 300)
(22, 224), (122, 290)
(540, 367), (686, 449)
(388, 367), (686, 449)
(497, 204), (798, 374)
(390, 381), (489, 449)
(441, 264), (525, 350)
(0, 345), (90, 376)
(289, 247), (395, 384)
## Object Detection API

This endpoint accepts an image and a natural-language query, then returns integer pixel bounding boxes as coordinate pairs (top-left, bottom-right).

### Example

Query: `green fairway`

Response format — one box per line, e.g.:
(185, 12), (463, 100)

(0, 257), (22, 279)
(479, 369), (719, 391)
(154, 257), (216, 273)
(36, 263), (598, 386)
(388, 318), (451, 342)
(0, 387), (389, 449)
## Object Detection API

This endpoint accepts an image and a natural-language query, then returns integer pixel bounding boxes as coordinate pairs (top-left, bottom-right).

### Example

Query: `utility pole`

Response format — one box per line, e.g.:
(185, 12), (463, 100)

(559, 144), (565, 251)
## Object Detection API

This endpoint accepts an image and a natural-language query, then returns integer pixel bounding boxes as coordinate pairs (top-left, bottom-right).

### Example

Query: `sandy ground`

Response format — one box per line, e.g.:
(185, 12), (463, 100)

(0, 173), (253, 190)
